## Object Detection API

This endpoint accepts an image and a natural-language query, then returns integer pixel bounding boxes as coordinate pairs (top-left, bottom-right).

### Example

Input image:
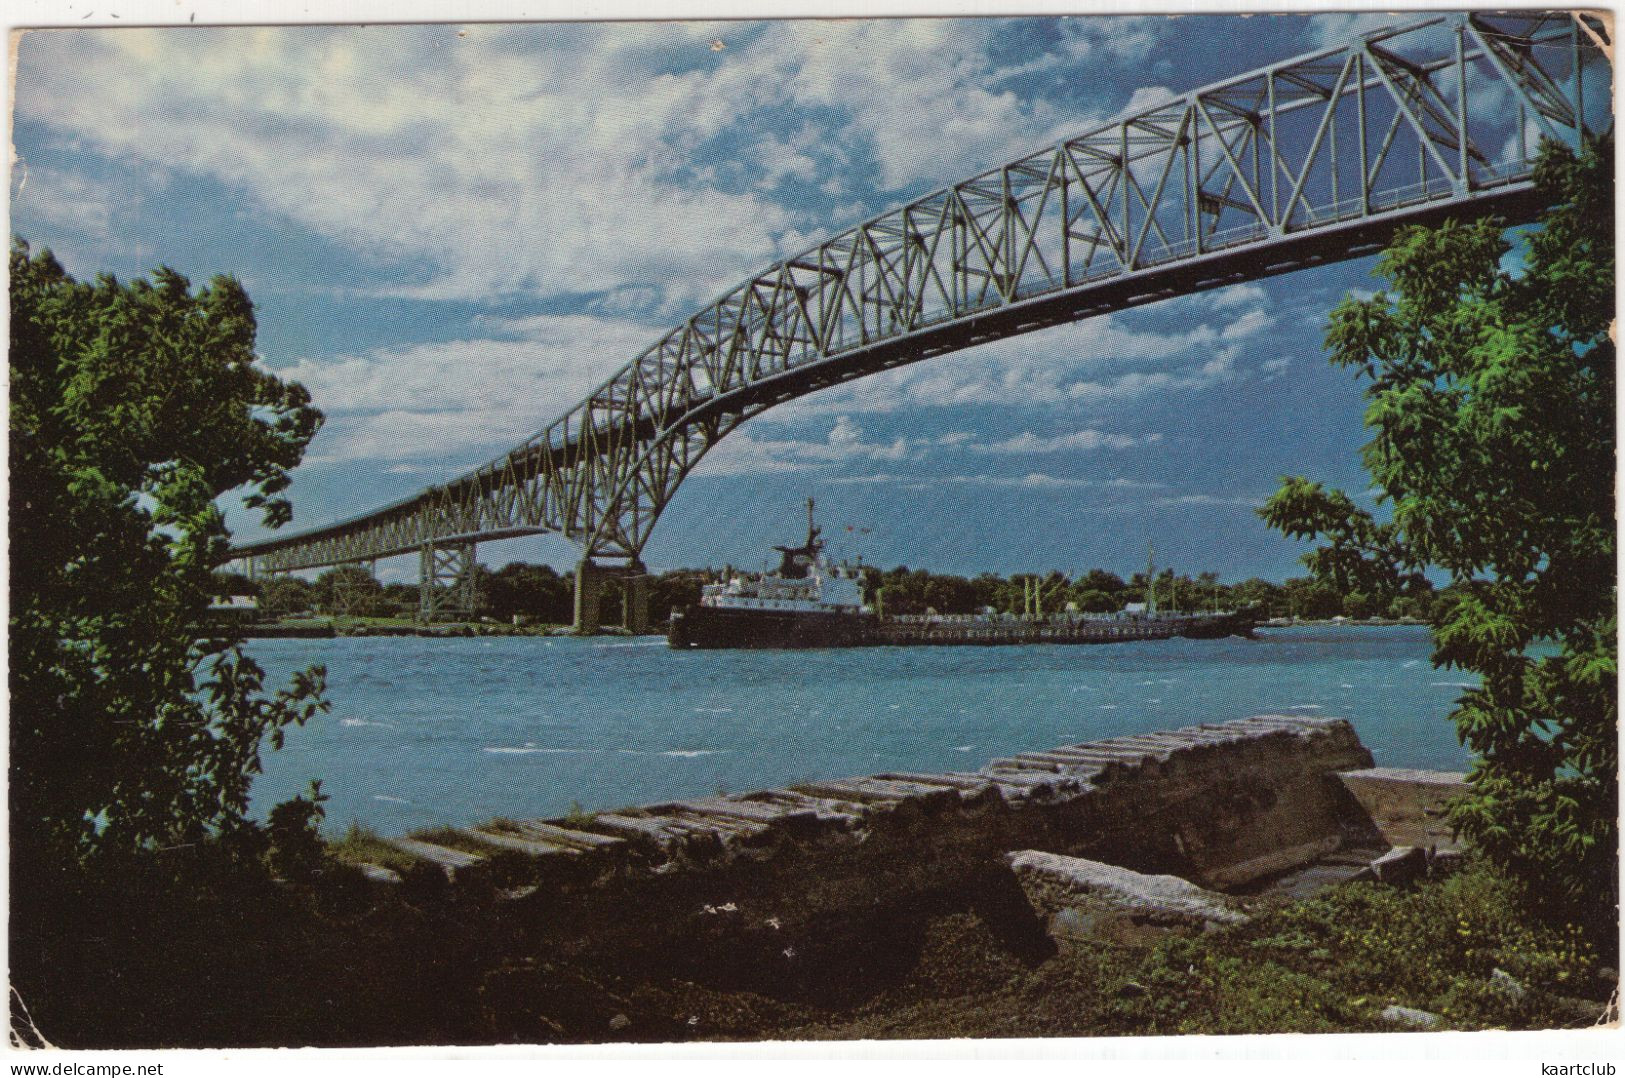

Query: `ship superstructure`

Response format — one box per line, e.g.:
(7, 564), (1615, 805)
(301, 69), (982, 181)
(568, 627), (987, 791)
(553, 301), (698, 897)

(668, 500), (875, 648)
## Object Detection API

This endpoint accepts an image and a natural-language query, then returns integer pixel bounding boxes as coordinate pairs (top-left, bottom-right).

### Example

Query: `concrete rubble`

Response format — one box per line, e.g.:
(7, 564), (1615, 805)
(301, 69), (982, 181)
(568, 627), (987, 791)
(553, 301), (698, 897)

(1007, 850), (1248, 944)
(337, 715), (1468, 963)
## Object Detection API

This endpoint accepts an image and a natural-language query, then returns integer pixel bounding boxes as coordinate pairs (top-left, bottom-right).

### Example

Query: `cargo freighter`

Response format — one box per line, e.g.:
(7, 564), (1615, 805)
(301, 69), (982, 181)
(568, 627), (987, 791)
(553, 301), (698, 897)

(667, 501), (1257, 650)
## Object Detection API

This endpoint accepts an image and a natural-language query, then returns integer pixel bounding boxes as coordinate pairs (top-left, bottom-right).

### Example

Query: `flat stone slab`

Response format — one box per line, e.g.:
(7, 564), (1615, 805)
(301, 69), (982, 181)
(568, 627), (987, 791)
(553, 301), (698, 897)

(1008, 850), (1248, 943)
(386, 836), (486, 874)
(1338, 767), (1469, 851)
(1380, 1004), (1442, 1029)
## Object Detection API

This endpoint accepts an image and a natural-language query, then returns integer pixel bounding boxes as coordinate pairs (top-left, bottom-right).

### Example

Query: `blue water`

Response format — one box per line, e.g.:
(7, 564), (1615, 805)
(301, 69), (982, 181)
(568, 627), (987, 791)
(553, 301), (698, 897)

(246, 625), (1476, 835)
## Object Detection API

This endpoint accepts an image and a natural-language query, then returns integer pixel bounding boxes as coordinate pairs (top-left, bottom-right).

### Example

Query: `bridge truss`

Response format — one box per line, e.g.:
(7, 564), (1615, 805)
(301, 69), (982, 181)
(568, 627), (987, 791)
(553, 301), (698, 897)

(235, 12), (1607, 611)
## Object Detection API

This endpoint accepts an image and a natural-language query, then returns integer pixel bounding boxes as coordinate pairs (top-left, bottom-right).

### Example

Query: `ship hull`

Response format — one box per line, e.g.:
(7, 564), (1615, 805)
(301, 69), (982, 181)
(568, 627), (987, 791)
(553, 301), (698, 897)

(668, 604), (877, 649)
(669, 605), (1257, 650)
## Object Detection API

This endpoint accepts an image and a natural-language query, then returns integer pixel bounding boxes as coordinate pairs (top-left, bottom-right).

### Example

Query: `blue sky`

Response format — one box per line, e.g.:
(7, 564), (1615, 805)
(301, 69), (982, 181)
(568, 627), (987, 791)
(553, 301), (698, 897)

(13, 12), (1457, 583)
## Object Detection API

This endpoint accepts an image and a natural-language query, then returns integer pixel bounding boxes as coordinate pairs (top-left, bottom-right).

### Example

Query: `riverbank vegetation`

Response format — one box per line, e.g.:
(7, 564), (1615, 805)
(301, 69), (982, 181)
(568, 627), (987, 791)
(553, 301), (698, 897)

(221, 559), (1436, 631)
(9, 240), (331, 1043)
(1261, 135), (1616, 934)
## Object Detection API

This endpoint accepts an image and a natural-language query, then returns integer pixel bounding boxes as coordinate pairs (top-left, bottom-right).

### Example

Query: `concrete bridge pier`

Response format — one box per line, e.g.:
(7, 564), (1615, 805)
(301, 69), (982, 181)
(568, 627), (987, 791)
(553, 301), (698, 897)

(573, 560), (603, 635)
(573, 560), (651, 635)
(420, 541), (478, 622)
(622, 569), (650, 636)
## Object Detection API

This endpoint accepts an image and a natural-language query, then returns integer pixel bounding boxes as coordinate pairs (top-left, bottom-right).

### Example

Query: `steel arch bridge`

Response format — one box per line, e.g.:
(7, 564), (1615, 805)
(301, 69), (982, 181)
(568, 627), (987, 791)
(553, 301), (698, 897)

(233, 11), (1609, 625)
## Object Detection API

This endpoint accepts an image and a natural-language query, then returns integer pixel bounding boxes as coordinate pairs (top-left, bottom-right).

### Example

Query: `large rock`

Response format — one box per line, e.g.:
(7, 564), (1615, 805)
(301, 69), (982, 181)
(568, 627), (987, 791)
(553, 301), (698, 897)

(1337, 767), (1468, 852)
(1369, 845), (1427, 886)
(1007, 850), (1247, 945)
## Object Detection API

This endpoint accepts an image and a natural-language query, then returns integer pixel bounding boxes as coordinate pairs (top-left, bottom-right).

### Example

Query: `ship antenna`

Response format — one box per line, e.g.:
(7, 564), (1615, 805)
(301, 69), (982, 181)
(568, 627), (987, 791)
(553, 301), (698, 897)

(1147, 541), (1157, 616)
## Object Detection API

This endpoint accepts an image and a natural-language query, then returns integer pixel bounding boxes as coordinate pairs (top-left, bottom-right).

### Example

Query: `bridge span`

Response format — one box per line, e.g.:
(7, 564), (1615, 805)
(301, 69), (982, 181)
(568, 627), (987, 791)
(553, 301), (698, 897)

(231, 12), (1608, 630)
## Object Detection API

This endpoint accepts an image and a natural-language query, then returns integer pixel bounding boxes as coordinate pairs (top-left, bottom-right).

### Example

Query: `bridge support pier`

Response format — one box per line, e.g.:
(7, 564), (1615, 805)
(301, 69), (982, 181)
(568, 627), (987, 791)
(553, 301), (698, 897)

(573, 560), (650, 635)
(622, 569), (650, 636)
(574, 560), (603, 635)
(331, 559), (379, 618)
(420, 541), (477, 622)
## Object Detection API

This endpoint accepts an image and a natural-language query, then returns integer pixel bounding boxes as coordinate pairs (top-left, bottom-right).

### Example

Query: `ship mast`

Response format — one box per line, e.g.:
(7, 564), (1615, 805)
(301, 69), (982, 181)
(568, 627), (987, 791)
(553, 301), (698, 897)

(1146, 541), (1157, 616)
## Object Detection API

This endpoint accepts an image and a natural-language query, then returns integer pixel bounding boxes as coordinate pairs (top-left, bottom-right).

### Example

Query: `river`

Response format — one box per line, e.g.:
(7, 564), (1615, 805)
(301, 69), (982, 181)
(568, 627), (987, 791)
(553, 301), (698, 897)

(246, 624), (1476, 835)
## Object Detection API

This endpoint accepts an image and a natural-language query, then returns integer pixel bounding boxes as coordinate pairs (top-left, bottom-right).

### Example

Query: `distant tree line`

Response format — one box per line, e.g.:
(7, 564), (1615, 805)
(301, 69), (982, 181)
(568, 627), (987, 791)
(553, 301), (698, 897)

(219, 560), (1438, 624)
(221, 562), (706, 625)
(858, 565), (1440, 621)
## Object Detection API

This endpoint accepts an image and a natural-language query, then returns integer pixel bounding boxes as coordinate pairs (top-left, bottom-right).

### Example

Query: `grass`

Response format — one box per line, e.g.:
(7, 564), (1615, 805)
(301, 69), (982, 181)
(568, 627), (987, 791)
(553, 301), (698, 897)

(753, 857), (1614, 1040)
(327, 822), (418, 872)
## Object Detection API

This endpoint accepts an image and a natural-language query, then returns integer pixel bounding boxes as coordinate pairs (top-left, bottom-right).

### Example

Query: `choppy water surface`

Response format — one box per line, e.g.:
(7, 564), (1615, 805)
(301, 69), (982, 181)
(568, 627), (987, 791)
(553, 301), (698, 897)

(247, 625), (1474, 834)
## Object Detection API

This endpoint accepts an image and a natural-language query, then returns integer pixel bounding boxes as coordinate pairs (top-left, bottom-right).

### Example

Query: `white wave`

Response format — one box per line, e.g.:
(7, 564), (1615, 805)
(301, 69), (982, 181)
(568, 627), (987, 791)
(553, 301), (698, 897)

(339, 717), (397, 729)
(371, 794), (411, 804)
(1402, 659), (1422, 669)
(1069, 686), (1097, 693)
(693, 707), (734, 714)
(1285, 704), (1323, 710)
(595, 639), (668, 649)
(1147, 698), (1162, 704)
(483, 746), (600, 755)
(1430, 681), (1477, 688)
(1340, 683), (1355, 689)
(1098, 704), (1119, 710)
(661, 749), (727, 758)
(952, 745), (975, 752)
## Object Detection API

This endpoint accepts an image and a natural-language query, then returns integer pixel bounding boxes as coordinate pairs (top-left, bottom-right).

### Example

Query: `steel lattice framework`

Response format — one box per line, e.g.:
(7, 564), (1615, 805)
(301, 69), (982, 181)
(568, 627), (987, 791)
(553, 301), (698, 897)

(235, 11), (1607, 575)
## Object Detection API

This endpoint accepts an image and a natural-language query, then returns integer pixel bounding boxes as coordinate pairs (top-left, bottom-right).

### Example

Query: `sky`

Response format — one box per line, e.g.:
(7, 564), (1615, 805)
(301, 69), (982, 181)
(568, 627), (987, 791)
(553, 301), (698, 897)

(9, 9), (1507, 583)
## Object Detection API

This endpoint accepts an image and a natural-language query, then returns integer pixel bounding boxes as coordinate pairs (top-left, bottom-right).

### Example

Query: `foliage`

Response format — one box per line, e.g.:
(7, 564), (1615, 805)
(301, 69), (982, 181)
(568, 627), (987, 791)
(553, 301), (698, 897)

(479, 561), (573, 623)
(9, 239), (329, 878)
(1259, 136), (1616, 920)
(266, 781), (329, 881)
(764, 857), (1608, 1042)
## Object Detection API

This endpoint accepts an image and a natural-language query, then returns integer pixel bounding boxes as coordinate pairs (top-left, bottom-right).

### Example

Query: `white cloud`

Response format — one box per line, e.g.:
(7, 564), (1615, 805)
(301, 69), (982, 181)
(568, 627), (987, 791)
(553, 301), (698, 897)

(285, 311), (661, 462)
(12, 162), (120, 236)
(17, 25), (794, 311)
(1220, 308), (1274, 340)
(773, 299), (1271, 418)
(1206, 282), (1268, 310)
(972, 429), (1161, 454)
(829, 471), (1123, 492)
(15, 18), (1173, 312)
(693, 417), (921, 476)
(691, 416), (1160, 478)
(1306, 13), (1406, 50)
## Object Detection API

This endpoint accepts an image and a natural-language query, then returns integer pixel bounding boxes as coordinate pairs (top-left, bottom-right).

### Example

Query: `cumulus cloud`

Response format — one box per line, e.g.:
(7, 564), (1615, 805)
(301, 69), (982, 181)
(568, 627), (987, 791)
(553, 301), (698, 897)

(691, 416), (1159, 477)
(773, 298), (1272, 418)
(14, 18), (1173, 314)
(694, 416), (963, 476)
(285, 311), (661, 462)
(829, 472), (1139, 492)
(971, 430), (1161, 454)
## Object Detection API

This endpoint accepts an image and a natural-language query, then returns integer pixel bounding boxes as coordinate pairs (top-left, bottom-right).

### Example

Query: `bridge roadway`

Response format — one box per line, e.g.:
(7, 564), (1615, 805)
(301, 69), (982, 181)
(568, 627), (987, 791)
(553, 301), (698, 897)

(230, 12), (1608, 629)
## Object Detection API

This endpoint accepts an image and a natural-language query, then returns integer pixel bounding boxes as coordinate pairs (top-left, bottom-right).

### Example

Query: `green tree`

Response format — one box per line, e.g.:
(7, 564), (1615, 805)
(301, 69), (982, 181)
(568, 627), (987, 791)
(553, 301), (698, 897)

(258, 574), (318, 618)
(314, 564), (389, 617)
(1260, 137), (1615, 921)
(9, 240), (328, 879)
